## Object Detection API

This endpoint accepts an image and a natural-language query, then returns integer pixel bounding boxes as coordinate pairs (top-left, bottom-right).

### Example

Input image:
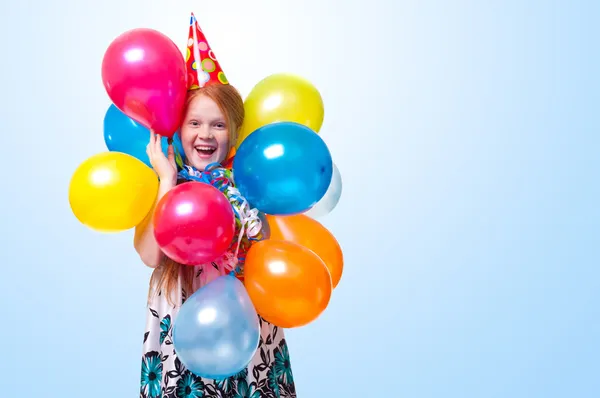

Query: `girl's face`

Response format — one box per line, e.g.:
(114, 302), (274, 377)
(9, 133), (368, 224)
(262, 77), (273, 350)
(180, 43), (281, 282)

(180, 94), (230, 170)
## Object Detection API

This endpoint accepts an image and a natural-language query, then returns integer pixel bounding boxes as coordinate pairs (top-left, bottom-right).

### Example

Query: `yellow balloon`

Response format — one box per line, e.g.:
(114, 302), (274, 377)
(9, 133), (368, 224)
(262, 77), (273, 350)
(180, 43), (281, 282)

(68, 152), (159, 233)
(236, 73), (324, 148)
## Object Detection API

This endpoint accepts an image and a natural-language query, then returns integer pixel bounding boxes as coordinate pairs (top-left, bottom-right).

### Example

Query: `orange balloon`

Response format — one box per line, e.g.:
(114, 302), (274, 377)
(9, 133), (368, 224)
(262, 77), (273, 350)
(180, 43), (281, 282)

(222, 147), (236, 169)
(244, 240), (332, 328)
(266, 214), (344, 288)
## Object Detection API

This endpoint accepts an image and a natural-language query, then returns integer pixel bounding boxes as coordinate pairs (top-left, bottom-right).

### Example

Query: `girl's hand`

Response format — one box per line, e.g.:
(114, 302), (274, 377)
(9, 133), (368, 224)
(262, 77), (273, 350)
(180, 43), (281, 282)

(147, 131), (177, 186)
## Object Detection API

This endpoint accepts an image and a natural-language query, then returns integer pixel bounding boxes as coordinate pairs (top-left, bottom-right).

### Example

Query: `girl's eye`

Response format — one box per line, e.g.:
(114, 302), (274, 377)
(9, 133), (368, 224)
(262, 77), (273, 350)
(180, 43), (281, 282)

(215, 122), (226, 129)
(189, 120), (199, 126)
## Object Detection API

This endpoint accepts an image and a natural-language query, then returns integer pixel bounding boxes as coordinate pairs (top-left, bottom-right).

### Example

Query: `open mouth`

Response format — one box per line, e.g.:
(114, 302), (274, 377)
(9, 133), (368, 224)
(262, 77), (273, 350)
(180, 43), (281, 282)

(195, 145), (217, 158)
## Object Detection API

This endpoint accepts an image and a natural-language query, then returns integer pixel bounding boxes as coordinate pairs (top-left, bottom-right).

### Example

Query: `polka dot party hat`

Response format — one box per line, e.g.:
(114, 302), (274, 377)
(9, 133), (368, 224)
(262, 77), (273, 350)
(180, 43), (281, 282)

(186, 12), (229, 90)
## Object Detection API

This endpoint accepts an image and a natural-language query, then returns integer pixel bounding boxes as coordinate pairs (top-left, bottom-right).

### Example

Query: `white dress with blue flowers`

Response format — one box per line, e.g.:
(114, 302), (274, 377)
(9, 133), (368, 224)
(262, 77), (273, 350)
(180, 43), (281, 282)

(140, 255), (297, 398)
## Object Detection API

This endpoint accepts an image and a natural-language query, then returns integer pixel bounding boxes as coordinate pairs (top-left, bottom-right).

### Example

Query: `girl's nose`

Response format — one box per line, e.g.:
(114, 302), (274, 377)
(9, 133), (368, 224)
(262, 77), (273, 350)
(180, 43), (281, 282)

(197, 126), (214, 139)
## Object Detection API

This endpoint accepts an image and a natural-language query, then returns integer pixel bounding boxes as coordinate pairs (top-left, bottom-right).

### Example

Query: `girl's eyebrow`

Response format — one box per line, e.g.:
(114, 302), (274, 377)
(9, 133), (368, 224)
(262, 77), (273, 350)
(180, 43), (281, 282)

(187, 114), (225, 123)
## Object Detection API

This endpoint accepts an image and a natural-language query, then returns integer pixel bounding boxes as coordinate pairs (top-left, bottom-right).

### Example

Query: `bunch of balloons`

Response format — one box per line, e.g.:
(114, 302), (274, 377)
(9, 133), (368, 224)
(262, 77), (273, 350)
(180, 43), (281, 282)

(231, 73), (345, 328)
(68, 23), (344, 381)
(69, 28), (189, 232)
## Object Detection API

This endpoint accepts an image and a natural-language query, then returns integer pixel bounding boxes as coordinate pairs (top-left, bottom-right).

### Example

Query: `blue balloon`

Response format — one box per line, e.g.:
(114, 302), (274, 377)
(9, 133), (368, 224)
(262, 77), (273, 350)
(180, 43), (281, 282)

(103, 104), (185, 168)
(172, 274), (260, 379)
(233, 122), (333, 215)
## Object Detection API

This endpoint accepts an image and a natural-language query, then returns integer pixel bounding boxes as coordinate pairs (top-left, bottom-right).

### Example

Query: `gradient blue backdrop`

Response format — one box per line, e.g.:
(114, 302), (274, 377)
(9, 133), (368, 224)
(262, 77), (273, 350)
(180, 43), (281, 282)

(1, 1), (598, 397)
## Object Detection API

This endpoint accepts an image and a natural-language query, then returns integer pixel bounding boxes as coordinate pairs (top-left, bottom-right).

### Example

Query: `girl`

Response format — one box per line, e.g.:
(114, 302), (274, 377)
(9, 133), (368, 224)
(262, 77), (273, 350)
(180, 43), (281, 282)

(134, 15), (296, 397)
(135, 83), (297, 398)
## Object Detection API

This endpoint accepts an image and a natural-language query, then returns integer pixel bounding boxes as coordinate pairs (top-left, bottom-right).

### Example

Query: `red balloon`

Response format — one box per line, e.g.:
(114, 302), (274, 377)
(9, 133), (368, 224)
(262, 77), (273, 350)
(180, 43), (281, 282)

(101, 28), (187, 138)
(153, 182), (236, 265)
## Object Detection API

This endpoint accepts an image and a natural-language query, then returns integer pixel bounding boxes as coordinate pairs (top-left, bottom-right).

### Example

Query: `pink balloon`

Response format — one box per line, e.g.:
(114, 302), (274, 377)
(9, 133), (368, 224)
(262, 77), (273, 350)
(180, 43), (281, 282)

(101, 28), (187, 138)
(153, 182), (236, 265)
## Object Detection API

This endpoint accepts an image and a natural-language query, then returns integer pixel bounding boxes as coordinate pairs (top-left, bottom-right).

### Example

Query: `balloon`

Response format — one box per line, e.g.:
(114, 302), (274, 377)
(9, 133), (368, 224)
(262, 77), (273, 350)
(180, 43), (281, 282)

(258, 212), (271, 240)
(237, 73), (324, 148)
(153, 182), (235, 265)
(233, 122), (333, 215)
(101, 28), (187, 138)
(68, 152), (159, 232)
(173, 274), (260, 379)
(244, 240), (332, 328)
(304, 162), (342, 218)
(221, 147), (236, 169)
(266, 214), (344, 288)
(104, 104), (186, 168)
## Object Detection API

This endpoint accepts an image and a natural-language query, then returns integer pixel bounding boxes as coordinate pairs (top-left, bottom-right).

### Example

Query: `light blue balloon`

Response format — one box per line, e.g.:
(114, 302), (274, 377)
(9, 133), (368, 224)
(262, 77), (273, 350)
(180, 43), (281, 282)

(233, 121), (333, 215)
(103, 104), (185, 168)
(304, 162), (342, 218)
(172, 274), (260, 380)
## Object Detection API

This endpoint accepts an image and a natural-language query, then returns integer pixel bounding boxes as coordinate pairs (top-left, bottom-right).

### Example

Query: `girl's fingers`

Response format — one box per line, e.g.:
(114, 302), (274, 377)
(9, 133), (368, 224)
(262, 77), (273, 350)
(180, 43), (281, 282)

(167, 143), (175, 166)
(154, 133), (164, 154)
(148, 131), (156, 155)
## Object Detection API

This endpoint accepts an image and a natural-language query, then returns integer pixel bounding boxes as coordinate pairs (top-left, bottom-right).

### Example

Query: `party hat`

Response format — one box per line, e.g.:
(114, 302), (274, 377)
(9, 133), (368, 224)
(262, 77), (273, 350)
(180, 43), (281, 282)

(186, 13), (229, 90)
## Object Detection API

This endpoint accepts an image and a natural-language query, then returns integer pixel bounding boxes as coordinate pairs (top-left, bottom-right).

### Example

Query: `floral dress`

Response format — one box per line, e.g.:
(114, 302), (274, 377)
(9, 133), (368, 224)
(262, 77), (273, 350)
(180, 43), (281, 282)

(140, 256), (297, 398)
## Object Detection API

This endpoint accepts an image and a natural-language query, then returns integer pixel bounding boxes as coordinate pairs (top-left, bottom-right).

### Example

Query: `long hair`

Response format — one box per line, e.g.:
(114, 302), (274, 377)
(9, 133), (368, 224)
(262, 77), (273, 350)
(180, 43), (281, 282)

(148, 84), (245, 306)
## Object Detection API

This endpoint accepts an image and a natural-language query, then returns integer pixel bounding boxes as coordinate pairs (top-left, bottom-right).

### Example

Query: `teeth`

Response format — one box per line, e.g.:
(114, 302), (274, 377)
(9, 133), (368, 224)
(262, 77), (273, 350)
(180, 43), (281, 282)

(195, 146), (215, 151)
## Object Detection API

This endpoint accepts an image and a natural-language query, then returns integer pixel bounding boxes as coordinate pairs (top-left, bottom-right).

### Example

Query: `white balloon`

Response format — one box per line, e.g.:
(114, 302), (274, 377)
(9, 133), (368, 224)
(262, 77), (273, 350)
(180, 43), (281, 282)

(305, 163), (342, 218)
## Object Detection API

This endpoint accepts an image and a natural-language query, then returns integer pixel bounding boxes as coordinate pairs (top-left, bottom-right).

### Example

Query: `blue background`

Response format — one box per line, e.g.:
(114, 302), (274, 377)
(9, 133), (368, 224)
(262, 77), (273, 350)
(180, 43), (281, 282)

(1, 0), (598, 396)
